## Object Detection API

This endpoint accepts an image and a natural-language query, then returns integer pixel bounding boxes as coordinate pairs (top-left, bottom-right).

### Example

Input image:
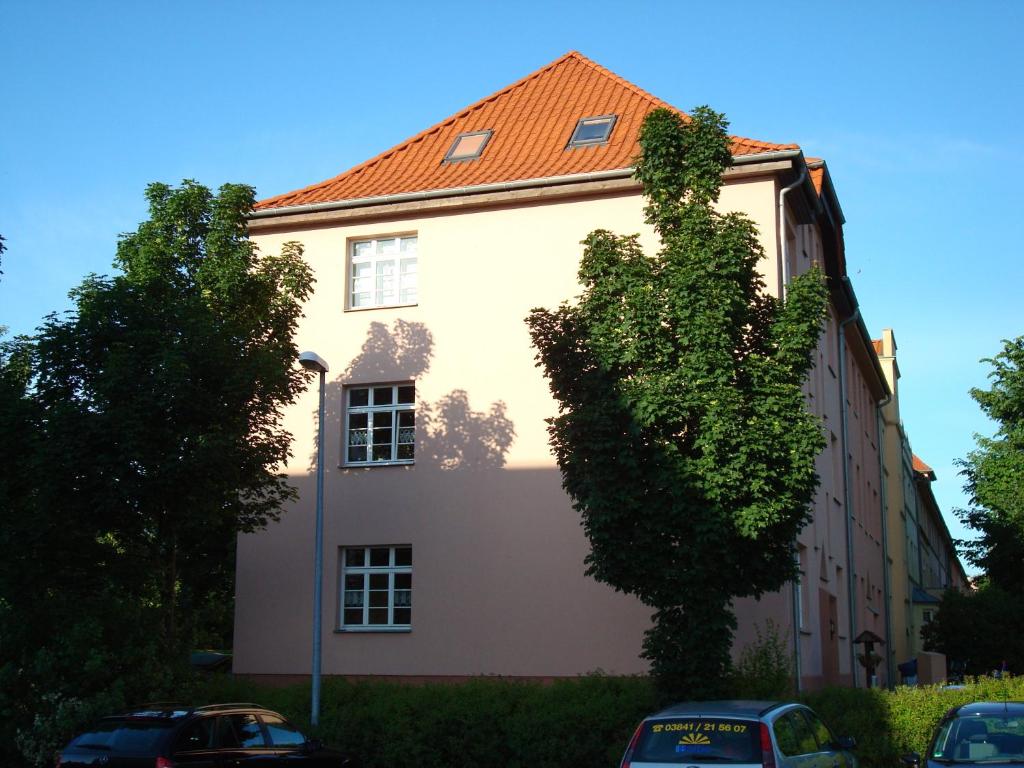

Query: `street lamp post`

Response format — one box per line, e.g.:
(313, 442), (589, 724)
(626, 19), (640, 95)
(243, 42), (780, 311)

(298, 351), (329, 727)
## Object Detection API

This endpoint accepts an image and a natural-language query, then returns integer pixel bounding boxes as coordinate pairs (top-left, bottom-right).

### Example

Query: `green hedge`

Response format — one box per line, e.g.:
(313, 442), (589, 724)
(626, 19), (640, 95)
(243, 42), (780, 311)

(192, 674), (1024, 768)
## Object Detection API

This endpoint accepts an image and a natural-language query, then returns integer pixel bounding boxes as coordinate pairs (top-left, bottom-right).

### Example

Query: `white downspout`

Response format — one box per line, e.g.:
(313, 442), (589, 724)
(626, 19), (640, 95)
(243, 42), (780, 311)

(779, 164), (807, 299)
(780, 161), (808, 690)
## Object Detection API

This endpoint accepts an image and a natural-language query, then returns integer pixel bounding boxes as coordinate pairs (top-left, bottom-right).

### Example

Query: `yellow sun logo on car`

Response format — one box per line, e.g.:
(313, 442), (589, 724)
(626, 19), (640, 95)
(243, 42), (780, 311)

(680, 733), (712, 745)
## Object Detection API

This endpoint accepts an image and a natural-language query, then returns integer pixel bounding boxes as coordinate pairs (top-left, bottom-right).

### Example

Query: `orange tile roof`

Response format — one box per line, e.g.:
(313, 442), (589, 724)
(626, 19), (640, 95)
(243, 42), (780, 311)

(912, 454), (935, 477)
(805, 157), (826, 196)
(256, 51), (800, 211)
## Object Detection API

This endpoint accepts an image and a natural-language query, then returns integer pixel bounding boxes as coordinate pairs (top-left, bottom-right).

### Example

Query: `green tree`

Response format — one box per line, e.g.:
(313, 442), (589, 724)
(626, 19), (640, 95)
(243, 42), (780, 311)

(0, 181), (314, 765)
(526, 107), (827, 700)
(956, 337), (1024, 591)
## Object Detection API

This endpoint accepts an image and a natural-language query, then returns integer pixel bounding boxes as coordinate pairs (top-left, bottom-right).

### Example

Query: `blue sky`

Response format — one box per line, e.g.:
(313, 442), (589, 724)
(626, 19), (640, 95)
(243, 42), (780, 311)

(2, 1), (1021, 565)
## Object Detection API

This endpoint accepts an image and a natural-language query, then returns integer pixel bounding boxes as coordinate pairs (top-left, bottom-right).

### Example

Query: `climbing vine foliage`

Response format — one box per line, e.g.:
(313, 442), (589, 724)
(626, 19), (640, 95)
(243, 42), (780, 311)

(527, 107), (827, 699)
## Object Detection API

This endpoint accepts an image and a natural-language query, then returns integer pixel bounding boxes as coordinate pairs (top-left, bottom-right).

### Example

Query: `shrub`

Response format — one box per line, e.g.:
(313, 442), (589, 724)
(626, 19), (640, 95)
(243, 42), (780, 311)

(732, 619), (794, 699)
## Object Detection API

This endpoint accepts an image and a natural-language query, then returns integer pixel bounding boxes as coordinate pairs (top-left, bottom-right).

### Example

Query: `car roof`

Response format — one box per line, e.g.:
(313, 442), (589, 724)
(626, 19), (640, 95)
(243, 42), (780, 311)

(953, 702), (1024, 717)
(107, 703), (274, 721)
(650, 700), (787, 719)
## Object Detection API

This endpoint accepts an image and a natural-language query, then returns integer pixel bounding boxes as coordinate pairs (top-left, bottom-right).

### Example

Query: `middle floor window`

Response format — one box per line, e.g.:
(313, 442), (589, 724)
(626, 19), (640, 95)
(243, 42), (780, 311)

(349, 235), (418, 309)
(345, 383), (415, 465)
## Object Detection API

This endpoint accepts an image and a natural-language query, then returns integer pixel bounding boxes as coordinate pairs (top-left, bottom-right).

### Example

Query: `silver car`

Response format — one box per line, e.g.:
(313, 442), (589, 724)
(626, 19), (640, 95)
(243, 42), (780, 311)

(620, 700), (858, 768)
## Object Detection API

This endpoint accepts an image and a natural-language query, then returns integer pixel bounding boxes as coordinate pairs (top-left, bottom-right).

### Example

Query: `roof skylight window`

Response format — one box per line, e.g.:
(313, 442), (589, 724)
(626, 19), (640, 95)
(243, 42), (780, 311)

(567, 114), (617, 148)
(443, 130), (493, 163)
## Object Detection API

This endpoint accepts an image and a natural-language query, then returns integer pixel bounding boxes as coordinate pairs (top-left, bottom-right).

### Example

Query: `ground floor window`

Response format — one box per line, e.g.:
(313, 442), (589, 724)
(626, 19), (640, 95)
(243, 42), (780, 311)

(341, 545), (412, 630)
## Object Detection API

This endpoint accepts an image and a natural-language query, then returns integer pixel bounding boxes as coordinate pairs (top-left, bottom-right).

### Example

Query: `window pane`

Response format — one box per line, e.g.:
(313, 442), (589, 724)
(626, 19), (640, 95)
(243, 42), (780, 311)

(351, 292), (372, 308)
(395, 573), (411, 589)
(344, 608), (363, 625)
(232, 715), (265, 748)
(348, 427), (368, 446)
(348, 446), (367, 463)
(369, 573), (389, 589)
(377, 238), (397, 255)
(395, 547), (412, 566)
(345, 548), (365, 567)
(372, 445), (393, 461)
(401, 236), (417, 253)
(353, 241), (372, 259)
(344, 574), (364, 590)
(372, 427), (393, 446)
(262, 716), (305, 748)
(397, 443), (414, 460)
(352, 261), (370, 278)
(394, 589), (411, 607)
(349, 388), (369, 407)
(368, 608), (388, 625)
(348, 413), (368, 429)
(394, 607), (411, 624)
(370, 548), (390, 567)
(369, 591), (388, 608)
(397, 385), (415, 404)
(344, 590), (364, 607)
(373, 388), (393, 406)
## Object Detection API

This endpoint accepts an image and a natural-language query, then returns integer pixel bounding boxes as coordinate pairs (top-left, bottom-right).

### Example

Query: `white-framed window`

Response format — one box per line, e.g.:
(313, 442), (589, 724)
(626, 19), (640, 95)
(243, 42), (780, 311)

(341, 546), (412, 630)
(349, 235), (418, 309)
(345, 384), (415, 465)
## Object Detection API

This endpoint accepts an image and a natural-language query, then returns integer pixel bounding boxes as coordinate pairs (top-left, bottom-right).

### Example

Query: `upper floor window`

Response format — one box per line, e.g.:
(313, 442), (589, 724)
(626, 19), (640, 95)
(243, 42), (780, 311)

(345, 384), (415, 465)
(349, 235), (418, 309)
(567, 114), (617, 148)
(444, 130), (492, 163)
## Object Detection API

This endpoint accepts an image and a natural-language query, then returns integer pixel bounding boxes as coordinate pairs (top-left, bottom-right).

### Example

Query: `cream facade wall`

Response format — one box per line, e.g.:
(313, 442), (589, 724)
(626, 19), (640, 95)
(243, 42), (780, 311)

(234, 172), (887, 685)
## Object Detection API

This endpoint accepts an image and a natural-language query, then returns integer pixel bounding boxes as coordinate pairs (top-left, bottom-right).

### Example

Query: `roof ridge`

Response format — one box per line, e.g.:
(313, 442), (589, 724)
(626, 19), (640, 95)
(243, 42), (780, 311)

(566, 51), (676, 113)
(259, 52), (589, 208)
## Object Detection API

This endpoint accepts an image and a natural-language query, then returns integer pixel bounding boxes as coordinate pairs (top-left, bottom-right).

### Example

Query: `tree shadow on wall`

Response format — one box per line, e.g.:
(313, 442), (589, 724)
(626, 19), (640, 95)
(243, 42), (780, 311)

(309, 319), (514, 472)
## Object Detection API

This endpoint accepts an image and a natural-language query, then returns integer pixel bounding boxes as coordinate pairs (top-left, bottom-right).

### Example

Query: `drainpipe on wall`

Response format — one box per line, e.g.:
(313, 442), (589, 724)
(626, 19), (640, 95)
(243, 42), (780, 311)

(876, 394), (895, 687)
(778, 164), (808, 300)
(838, 305), (860, 687)
(792, 553), (803, 693)
(780, 159), (808, 690)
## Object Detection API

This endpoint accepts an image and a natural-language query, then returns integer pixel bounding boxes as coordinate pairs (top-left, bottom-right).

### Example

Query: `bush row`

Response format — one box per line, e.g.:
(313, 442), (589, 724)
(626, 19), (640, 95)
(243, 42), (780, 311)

(196, 673), (1024, 768)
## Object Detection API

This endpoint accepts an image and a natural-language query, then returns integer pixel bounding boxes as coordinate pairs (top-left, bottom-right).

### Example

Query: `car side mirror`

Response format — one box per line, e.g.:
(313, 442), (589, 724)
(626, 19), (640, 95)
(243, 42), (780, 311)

(901, 752), (921, 767)
(836, 736), (857, 751)
(304, 738), (323, 753)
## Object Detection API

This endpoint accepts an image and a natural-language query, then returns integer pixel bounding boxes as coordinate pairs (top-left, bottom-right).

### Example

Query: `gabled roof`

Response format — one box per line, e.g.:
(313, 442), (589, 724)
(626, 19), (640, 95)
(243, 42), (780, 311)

(256, 51), (799, 211)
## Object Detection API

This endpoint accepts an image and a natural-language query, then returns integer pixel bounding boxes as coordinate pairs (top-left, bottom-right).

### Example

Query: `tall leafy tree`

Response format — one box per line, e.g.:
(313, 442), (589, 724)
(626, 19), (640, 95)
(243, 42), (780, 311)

(526, 107), (827, 699)
(957, 337), (1024, 590)
(0, 182), (313, 765)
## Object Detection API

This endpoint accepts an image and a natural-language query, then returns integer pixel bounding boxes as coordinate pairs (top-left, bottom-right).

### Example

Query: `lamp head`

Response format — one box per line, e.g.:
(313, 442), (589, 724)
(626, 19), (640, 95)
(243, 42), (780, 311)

(298, 351), (329, 374)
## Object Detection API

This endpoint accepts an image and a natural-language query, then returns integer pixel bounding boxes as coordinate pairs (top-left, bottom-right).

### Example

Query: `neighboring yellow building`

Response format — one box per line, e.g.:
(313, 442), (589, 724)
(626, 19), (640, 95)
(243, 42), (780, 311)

(875, 330), (970, 683)
(236, 51), (903, 689)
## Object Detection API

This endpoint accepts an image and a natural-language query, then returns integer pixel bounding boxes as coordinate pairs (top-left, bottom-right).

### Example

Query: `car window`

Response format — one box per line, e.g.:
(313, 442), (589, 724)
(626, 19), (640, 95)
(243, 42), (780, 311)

(775, 712), (818, 757)
(70, 719), (174, 754)
(174, 718), (215, 752)
(633, 717), (759, 763)
(231, 714), (266, 748)
(261, 715), (306, 747)
(799, 710), (835, 750)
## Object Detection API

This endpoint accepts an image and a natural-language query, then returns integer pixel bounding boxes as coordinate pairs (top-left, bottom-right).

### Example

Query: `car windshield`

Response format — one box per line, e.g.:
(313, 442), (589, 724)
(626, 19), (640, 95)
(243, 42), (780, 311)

(70, 718), (175, 754)
(931, 714), (1024, 763)
(634, 717), (760, 764)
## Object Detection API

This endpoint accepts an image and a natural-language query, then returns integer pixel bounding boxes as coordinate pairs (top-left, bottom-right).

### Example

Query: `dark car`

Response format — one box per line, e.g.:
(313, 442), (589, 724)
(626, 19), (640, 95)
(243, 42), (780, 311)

(904, 701), (1024, 768)
(620, 700), (857, 768)
(56, 702), (356, 767)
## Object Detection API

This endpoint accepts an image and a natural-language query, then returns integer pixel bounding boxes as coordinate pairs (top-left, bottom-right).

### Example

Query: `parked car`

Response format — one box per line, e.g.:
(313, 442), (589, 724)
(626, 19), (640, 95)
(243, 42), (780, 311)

(56, 702), (357, 767)
(620, 700), (857, 768)
(903, 701), (1024, 768)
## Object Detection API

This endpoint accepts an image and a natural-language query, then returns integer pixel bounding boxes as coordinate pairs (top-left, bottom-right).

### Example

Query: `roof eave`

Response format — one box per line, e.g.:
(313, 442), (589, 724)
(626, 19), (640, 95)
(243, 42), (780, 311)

(248, 149), (806, 221)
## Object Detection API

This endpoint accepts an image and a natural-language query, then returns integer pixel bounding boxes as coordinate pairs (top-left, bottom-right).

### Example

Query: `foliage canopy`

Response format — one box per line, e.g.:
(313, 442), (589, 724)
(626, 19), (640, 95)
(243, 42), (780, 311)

(956, 336), (1024, 590)
(0, 181), (313, 765)
(527, 107), (827, 699)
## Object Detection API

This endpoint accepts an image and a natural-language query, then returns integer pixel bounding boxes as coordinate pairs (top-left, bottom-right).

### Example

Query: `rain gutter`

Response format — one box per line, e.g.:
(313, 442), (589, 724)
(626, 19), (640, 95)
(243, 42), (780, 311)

(838, 301), (860, 687)
(247, 149), (806, 220)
